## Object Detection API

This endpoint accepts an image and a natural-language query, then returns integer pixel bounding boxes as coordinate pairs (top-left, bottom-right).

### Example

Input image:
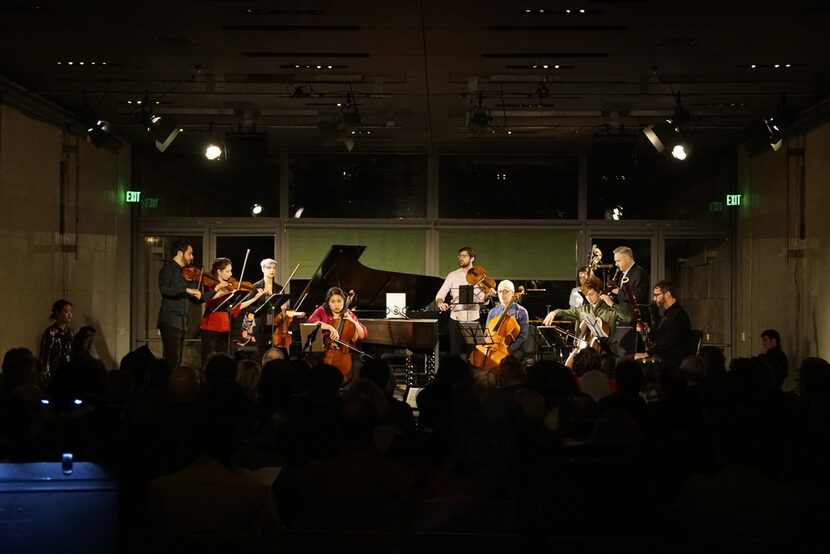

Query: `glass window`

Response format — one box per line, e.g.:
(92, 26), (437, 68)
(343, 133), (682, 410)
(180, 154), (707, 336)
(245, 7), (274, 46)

(289, 154), (427, 218)
(133, 150), (279, 217)
(587, 146), (735, 221)
(438, 156), (578, 219)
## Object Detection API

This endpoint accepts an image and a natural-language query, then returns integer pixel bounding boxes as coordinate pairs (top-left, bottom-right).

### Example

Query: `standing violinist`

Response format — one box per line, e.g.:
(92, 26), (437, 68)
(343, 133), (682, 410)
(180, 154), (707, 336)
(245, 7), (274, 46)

(543, 276), (633, 356)
(436, 246), (493, 358)
(199, 257), (265, 363)
(245, 258), (284, 362)
(486, 280), (530, 361)
(158, 239), (203, 367)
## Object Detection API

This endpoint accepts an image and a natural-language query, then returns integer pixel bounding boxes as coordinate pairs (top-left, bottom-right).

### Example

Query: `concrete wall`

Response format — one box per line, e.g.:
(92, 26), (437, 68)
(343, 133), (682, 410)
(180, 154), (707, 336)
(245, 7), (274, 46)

(0, 103), (131, 369)
(736, 119), (830, 379)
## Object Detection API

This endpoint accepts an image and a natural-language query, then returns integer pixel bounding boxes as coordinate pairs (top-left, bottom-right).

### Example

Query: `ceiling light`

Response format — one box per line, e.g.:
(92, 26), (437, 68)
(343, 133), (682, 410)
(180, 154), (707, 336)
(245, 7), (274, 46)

(765, 117), (783, 151)
(204, 143), (223, 161)
(671, 142), (690, 160)
(251, 204), (263, 216)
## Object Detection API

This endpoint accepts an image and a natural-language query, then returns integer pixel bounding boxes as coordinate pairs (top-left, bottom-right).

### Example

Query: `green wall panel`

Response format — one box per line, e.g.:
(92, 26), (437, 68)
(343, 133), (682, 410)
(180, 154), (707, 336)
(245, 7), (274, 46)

(287, 227), (427, 279)
(438, 229), (579, 281)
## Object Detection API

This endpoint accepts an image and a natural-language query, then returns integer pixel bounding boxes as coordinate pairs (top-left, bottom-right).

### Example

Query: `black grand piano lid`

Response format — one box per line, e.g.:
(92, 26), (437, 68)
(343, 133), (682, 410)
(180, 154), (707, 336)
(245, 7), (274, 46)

(292, 245), (446, 313)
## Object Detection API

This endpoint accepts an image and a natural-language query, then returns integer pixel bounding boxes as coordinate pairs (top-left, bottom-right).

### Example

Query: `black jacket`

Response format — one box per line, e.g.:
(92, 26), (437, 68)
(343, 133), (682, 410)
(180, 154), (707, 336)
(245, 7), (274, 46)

(157, 260), (202, 330)
(651, 302), (692, 368)
(617, 263), (650, 309)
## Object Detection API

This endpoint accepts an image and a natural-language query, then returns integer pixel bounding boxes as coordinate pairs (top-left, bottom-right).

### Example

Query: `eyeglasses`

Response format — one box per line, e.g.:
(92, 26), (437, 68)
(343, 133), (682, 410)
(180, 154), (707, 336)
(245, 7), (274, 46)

(653, 292), (665, 297)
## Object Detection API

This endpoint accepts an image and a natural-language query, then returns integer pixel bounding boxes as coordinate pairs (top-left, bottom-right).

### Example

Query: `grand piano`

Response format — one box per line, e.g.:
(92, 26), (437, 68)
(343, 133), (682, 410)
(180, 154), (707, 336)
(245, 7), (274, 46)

(291, 245), (446, 377)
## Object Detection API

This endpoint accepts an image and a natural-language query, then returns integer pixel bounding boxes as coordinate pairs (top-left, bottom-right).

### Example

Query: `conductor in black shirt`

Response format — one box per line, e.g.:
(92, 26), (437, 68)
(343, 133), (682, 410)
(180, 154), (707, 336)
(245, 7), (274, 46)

(157, 239), (203, 367)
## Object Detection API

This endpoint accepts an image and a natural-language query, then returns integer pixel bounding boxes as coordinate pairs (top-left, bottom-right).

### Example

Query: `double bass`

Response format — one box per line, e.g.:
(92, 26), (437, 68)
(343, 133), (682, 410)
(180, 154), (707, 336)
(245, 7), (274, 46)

(469, 299), (521, 371)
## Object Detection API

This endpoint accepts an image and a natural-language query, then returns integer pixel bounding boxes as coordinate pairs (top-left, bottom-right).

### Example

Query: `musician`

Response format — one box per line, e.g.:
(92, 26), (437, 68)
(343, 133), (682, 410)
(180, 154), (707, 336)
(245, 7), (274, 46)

(635, 280), (691, 368)
(543, 276), (633, 355)
(308, 287), (368, 380)
(486, 280), (530, 360)
(158, 239), (202, 367)
(436, 246), (491, 357)
(245, 258), (284, 362)
(611, 246), (650, 310)
(199, 258), (265, 362)
(307, 287), (368, 341)
(569, 266), (590, 309)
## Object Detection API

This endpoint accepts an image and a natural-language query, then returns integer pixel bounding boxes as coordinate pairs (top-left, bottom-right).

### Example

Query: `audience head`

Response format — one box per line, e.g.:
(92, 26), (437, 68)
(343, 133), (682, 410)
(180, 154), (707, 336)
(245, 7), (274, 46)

(203, 352), (236, 386)
(760, 328), (781, 353)
(679, 355), (707, 385)
(49, 299), (73, 326)
(797, 357), (830, 398)
(614, 360), (645, 396)
(306, 363), (344, 401)
(698, 345), (726, 374)
(168, 365), (200, 402)
(261, 347), (284, 366)
(359, 358), (395, 396)
(571, 348), (602, 377)
(258, 359), (295, 411)
(2, 348), (39, 393)
(498, 355), (525, 387)
(72, 326), (96, 358)
(236, 358), (261, 400)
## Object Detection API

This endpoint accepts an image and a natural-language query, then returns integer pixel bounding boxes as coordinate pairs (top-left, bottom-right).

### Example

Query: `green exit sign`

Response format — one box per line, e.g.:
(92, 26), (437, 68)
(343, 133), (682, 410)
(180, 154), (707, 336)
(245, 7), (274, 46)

(126, 190), (141, 203)
(726, 194), (742, 206)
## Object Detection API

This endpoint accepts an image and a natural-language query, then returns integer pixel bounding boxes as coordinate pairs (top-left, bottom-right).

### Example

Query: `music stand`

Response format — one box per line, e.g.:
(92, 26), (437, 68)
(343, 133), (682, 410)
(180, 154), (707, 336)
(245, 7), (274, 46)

(299, 323), (326, 353)
(253, 293), (289, 316)
(458, 321), (493, 348)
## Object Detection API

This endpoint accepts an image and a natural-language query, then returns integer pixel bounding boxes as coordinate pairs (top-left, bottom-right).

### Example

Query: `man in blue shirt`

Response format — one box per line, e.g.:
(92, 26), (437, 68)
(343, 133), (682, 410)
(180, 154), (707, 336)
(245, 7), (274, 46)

(485, 280), (529, 360)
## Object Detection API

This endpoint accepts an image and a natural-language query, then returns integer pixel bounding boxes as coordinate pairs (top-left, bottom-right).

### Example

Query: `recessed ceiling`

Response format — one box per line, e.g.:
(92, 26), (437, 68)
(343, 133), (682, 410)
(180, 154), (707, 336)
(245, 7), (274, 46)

(1, 0), (828, 152)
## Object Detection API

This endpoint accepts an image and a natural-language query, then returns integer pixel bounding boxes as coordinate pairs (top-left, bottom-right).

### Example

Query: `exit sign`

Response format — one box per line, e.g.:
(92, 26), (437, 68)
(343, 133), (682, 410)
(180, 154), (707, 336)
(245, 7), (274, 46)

(726, 194), (742, 206)
(126, 190), (141, 203)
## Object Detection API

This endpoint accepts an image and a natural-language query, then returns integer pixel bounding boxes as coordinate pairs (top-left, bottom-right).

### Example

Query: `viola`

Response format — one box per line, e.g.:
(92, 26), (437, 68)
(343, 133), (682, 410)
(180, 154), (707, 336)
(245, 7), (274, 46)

(321, 291), (358, 383)
(469, 300), (521, 371)
(272, 305), (306, 349)
(466, 266), (496, 295)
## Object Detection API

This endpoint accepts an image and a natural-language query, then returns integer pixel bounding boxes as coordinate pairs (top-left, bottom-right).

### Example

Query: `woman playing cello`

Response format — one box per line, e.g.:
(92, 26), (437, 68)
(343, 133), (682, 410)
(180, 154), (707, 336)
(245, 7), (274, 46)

(307, 287), (368, 383)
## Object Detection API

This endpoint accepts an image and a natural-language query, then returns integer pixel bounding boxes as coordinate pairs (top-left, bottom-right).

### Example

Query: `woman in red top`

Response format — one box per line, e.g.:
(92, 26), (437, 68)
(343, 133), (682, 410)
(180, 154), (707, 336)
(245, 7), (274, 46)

(308, 287), (368, 381)
(200, 258), (264, 363)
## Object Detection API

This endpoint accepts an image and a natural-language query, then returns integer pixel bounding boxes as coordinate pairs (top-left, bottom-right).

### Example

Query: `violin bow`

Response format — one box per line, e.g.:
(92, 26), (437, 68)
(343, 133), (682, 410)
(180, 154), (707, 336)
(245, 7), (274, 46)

(278, 263), (301, 295)
(236, 248), (251, 291)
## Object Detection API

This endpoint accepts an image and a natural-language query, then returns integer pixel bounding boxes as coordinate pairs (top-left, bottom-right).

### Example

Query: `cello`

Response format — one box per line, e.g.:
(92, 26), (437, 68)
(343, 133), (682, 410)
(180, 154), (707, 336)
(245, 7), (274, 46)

(321, 290), (359, 383)
(469, 298), (521, 371)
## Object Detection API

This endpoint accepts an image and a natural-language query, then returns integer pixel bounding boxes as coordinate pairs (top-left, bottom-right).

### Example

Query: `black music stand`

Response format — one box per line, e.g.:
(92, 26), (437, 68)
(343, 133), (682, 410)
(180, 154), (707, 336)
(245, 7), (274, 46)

(210, 289), (253, 356)
(458, 321), (493, 349)
(536, 325), (570, 362)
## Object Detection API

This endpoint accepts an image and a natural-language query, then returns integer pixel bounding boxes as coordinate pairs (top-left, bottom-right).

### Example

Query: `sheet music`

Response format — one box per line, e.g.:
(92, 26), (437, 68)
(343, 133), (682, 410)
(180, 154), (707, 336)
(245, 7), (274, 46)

(580, 312), (608, 339)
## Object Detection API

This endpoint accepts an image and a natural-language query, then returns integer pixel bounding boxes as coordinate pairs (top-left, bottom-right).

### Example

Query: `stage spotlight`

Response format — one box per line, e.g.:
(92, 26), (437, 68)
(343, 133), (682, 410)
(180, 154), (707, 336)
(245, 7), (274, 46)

(85, 118), (112, 148)
(204, 142), (223, 161)
(671, 139), (691, 160)
(765, 117), (783, 151)
(251, 203), (263, 216)
(148, 115), (182, 152)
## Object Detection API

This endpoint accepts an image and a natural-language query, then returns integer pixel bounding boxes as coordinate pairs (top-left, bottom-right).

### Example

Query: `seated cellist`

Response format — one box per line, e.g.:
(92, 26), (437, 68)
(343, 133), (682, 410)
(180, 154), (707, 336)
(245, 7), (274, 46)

(543, 276), (633, 357)
(485, 280), (530, 361)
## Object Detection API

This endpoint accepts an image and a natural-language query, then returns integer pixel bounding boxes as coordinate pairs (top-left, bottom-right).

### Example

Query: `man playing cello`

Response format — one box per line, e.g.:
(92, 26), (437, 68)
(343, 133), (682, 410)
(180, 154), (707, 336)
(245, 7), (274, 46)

(483, 280), (529, 361)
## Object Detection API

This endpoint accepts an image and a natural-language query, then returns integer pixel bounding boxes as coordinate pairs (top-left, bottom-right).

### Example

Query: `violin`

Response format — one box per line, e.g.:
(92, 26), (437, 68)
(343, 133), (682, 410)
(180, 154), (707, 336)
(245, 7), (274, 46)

(181, 266), (254, 292)
(272, 305), (306, 349)
(469, 299), (521, 371)
(466, 266), (496, 295)
(321, 290), (358, 383)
